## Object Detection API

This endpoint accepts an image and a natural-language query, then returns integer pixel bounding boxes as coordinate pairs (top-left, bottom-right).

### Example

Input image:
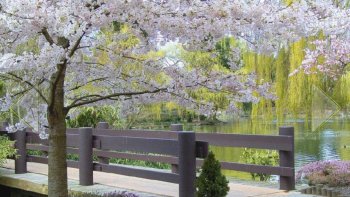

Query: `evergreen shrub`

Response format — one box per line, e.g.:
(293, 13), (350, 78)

(196, 151), (229, 197)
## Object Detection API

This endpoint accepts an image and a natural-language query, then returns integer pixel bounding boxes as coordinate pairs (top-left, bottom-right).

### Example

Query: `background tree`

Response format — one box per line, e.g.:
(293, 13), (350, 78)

(0, 1), (349, 197)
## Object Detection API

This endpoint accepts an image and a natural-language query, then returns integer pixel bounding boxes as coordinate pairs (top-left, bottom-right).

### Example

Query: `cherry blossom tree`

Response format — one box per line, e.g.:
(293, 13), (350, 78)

(294, 36), (350, 79)
(0, 1), (349, 196)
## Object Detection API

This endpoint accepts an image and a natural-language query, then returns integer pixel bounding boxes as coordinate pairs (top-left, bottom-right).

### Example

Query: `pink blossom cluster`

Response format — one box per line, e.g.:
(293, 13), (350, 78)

(297, 160), (350, 181)
(298, 36), (350, 79)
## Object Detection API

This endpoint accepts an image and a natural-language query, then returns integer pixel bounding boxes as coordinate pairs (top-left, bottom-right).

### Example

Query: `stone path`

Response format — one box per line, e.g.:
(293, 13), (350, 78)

(2, 160), (313, 197)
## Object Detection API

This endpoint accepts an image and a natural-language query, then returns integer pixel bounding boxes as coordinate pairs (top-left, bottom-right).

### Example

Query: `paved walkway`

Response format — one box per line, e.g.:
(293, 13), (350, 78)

(2, 160), (312, 197)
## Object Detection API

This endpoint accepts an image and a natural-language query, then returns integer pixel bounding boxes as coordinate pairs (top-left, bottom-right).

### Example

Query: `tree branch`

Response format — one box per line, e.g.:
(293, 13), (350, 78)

(65, 88), (166, 110)
(67, 77), (109, 92)
(12, 87), (32, 97)
(3, 73), (48, 103)
(41, 28), (55, 45)
(68, 32), (85, 58)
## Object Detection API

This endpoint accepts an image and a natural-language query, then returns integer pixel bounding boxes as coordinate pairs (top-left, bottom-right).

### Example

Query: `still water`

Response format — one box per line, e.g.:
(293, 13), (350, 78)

(185, 118), (350, 179)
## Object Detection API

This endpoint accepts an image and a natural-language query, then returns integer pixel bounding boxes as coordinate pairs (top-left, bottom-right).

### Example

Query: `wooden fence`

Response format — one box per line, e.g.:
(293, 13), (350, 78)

(0, 122), (295, 197)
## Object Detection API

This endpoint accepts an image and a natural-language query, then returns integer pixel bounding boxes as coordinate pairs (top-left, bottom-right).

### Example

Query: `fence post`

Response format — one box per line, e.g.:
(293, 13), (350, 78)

(79, 127), (93, 186)
(2, 122), (8, 129)
(15, 128), (27, 174)
(96, 122), (109, 164)
(170, 124), (183, 173)
(178, 131), (196, 197)
(279, 126), (295, 190)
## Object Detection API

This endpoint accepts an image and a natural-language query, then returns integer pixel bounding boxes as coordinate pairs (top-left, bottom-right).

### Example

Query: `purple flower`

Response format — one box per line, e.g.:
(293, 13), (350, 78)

(297, 160), (350, 186)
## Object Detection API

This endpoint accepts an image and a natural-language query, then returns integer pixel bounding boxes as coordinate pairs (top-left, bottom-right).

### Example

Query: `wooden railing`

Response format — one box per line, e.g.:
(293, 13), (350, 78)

(0, 122), (295, 197)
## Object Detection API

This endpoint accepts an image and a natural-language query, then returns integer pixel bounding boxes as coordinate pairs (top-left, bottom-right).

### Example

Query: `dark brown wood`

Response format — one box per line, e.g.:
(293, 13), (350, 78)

(195, 141), (209, 158)
(15, 129), (27, 174)
(67, 160), (79, 168)
(26, 132), (48, 144)
(27, 144), (79, 154)
(93, 135), (179, 156)
(68, 128), (293, 151)
(94, 163), (179, 183)
(27, 156), (79, 169)
(178, 132), (196, 197)
(26, 132), (78, 148)
(170, 124), (182, 173)
(92, 129), (176, 139)
(279, 127), (295, 191)
(27, 155), (48, 164)
(96, 122), (110, 164)
(79, 127), (93, 186)
(66, 128), (79, 134)
(6, 122), (296, 194)
(170, 124), (183, 132)
(69, 127), (294, 151)
(67, 134), (79, 148)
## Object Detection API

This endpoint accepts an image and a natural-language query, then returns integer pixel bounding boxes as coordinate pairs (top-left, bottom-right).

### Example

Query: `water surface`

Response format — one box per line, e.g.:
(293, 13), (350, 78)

(185, 119), (350, 179)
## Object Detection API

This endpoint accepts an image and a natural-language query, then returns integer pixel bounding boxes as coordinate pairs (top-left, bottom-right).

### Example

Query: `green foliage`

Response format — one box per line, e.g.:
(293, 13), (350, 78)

(112, 21), (122, 32)
(240, 148), (279, 181)
(67, 106), (123, 128)
(27, 150), (46, 156)
(98, 106), (124, 128)
(109, 158), (170, 169)
(196, 151), (229, 197)
(215, 37), (234, 69)
(0, 136), (16, 167)
(68, 190), (138, 197)
(67, 107), (105, 128)
(0, 81), (5, 96)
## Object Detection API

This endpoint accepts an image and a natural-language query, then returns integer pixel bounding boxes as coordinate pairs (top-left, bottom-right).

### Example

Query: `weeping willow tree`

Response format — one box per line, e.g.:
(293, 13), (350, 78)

(139, 33), (349, 125)
(274, 48), (290, 122)
(287, 38), (312, 119)
(180, 49), (232, 121)
(241, 52), (274, 122)
(126, 39), (240, 125)
(332, 73), (350, 111)
(214, 31), (349, 124)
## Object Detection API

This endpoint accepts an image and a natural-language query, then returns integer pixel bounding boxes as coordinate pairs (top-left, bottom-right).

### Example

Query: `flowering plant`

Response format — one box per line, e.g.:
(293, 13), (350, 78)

(297, 160), (350, 187)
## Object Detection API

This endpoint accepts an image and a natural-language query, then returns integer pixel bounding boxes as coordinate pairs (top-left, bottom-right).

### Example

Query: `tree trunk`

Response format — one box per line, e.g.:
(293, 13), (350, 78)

(48, 111), (68, 197)
(47, 63), (68, 197)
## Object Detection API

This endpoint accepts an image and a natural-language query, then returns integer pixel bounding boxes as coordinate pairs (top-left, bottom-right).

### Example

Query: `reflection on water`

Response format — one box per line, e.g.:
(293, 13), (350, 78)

(185, 119), (350, 179)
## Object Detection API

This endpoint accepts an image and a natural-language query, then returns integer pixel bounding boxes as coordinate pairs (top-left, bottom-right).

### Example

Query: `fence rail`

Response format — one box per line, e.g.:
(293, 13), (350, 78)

(0, 122), (295, 197)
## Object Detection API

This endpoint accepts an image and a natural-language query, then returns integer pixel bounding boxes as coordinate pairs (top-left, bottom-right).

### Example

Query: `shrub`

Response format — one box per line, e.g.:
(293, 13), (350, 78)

(297, 160), (350, 187)
(67, 106), (124, 129)
(240, 148), (279, 181)
(0, 135), (16, 167)
(196, 151), (229, 197)
(67, 107), (105, 128)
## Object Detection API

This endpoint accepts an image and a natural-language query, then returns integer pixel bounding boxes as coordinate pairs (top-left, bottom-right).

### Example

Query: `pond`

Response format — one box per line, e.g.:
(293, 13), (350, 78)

(184, 118), (350, 180)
